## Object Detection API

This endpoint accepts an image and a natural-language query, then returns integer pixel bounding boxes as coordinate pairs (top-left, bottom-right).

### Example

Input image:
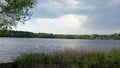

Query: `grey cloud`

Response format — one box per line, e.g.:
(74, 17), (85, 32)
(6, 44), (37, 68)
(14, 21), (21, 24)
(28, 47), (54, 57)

(82, 3), (120, 34)
(31, 0), (120, 34)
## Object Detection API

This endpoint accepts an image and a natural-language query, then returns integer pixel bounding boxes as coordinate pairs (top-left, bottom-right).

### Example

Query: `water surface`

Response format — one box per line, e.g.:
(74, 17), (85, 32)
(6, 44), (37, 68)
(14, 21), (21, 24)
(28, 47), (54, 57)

(0, 38), (120, 63)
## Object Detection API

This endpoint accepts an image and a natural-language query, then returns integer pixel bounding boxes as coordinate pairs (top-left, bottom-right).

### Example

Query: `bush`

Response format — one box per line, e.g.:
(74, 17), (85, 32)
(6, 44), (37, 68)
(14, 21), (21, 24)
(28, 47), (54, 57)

(0, 49), (120, 68)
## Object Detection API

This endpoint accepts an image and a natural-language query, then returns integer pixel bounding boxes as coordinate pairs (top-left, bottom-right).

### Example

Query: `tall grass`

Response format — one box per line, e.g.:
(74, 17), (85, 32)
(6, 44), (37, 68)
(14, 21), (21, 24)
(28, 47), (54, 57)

(0, 49), (120, 68)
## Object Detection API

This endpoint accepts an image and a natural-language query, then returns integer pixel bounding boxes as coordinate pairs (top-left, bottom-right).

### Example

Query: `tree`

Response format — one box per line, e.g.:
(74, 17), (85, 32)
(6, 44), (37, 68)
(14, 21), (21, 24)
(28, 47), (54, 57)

(0, 0), (37, 29)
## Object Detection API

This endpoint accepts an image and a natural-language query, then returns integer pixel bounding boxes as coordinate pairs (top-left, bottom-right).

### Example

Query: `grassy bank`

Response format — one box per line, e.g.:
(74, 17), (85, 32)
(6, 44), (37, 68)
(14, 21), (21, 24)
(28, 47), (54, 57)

(0, 49), (120, 68)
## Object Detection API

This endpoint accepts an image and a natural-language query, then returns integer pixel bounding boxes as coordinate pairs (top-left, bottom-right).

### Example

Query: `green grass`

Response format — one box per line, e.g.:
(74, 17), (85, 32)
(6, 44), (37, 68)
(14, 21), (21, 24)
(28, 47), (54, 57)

(0, 49), (120, 68)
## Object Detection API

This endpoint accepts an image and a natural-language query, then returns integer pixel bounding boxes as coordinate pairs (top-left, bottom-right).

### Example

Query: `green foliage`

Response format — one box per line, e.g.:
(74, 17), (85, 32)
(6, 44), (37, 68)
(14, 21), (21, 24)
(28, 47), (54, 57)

(17, 49), (120, 68)
(1, 49), (120, 68)
(107, 49), (120, 67)
(0, 30), (120, 40)
(16, 53), (40, 65)
(81, 52), (107, 68)
(0, 0), (37, 29)
(0, 30), (36, 37)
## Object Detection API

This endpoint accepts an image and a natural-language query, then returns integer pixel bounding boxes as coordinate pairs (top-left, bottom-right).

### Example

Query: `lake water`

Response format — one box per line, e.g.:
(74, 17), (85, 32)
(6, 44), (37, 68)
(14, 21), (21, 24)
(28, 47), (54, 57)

(0, 38), (120, 63)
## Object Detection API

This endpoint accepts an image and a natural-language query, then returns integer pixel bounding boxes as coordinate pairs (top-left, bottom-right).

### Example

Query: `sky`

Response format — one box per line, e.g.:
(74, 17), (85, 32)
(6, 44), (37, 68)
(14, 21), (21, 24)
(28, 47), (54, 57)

(13, 0), (120, 34)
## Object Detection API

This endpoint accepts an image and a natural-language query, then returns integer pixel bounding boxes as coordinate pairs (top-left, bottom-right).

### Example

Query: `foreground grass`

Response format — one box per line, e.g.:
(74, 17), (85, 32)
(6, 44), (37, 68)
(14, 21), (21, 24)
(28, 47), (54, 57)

(0, 49), (120, 68)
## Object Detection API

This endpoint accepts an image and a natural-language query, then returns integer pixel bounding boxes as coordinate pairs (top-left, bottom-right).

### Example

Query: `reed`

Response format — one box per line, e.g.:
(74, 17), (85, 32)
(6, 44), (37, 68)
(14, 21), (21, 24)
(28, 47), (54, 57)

(0, 49), (120, 68)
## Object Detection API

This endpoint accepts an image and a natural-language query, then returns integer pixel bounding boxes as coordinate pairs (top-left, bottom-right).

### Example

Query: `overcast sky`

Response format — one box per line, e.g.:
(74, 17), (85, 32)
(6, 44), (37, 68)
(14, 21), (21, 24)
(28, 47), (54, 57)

(13, 0), (120, 34)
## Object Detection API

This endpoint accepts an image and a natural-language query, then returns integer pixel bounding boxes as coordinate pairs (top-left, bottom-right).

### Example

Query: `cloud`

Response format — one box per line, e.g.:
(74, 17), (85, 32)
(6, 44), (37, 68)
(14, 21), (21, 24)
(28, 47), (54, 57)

(62, 0), (79, 10)
(36, 14), (87, 30)
(36, 14), (88, 34)
(14, 0), (120, 34)
(108, 0), (120, 5)
(64, 0), (79, 5)
(39, 1), (62, 12)
(111, 0), (120, 4)
(38, 0), (95, 13)
(33, 0), (96, 18)
(38, 0), (78, 12)
(13, 21), (40, 33)
(14, 14), (87, 34)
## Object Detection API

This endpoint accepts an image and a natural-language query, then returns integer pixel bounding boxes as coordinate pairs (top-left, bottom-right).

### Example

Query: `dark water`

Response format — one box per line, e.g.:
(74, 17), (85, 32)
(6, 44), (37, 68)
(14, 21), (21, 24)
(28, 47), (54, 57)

(0, 38), (120, 63)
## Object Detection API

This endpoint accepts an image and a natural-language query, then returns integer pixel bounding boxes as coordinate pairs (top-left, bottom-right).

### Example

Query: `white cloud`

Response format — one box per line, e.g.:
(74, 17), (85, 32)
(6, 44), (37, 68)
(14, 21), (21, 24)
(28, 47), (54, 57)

(13, 21), (40, 33)
(13, 14), (87, 34)
(64, 0), (79, 5)
(36, 14), (87, 30)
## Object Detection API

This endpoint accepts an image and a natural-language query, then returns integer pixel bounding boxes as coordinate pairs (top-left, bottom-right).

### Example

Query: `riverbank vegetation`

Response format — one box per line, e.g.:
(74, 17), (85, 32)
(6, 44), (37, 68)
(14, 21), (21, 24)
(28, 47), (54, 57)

(0, 30), (120, 40)
(0, 49), (120, 68)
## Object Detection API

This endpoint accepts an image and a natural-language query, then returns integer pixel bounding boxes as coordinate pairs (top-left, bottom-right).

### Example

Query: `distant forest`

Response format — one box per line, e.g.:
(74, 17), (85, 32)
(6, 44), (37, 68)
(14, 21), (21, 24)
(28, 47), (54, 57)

(0, 30), (120, 40)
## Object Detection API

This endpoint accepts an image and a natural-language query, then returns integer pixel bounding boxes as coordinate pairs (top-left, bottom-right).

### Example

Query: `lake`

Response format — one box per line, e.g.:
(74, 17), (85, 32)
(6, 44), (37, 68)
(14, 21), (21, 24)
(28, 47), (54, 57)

(0, 38), (120, 63)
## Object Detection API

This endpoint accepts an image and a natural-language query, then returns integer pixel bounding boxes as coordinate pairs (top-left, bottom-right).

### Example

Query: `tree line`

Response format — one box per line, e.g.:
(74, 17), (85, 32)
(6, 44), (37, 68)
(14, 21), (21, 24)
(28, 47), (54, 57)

(0, 30), (120, 40)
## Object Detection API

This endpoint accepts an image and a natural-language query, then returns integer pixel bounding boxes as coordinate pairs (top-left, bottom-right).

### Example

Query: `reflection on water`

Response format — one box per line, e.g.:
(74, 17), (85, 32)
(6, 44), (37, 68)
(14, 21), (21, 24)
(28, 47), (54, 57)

(0, 38), (120, 63)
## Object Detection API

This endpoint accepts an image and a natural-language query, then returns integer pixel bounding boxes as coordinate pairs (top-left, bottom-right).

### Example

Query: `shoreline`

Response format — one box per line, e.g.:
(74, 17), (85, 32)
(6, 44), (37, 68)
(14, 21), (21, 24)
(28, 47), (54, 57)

(0, 49), (120, 68)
